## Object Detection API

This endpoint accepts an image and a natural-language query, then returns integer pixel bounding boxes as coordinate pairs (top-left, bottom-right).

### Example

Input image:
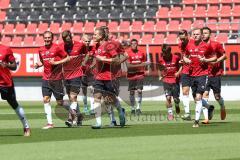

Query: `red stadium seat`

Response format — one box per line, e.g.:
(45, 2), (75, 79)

(130, 34), (141, 41)
(219, 5), (232, 17)
(23, 36), (34, 47)
(73, 35), (81, 41)
(230, 18), (240, 31)
(207, 6), (219, 18)
(180, 20), (192, 30)
(155, 20), (167, 32)
(72, 22), (83, 33)
(35, 36), (44, 46)
(11, 36), (22, 47)
(95, 21), (107, 28)
(0, 23), (3, 32)
(141, 34), (153, 45)
(119, 21), (130, 32)
(208, 0), (220, 4)
(169, 7), (182, 18)
(182, 6), (194, 18)
(194, 6), (206, 17)
(0, 0), (10, 9)
(37, 23), (49, 34)
(192, 19), (205, 28)
(142, 21), (155, 32)
(26, 23), (37, 34)
(3, 24), (14, 35)
(83, 22), (95, 33)
(195, 0), (208, 4)
(221, 0), (233, 4)
(131, 21), (143, 32)
(165, 34), (178, 44)
(153, 34), (165, 44)
(156, 7), (169, 18)
(0, 11), (6, 22)
(207, 19), (218, 31)
(49, 23), (60, 34)
(215, 33), (228, 43)
(182, 0), (195, 4)
(15, 24), (26, 34)
(108, 21), (119, 33)
(61, 22), (72, 32)
(1, 36), (11, 46)
(218, 19), (230, 31)
(167, 20), (180, 32)
(232, 5), (240, 17)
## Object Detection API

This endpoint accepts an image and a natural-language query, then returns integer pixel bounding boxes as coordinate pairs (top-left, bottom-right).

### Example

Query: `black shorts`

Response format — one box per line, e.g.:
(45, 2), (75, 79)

(128, 79), (144, 91)
(0, 85), (16, 100)
(64, 77), (81, 94)
(42, 79), (64, 100)
(81, 75), (94, 88)
(180, 74), (191, 87)
(93, 80), (118, 96)
(114, 78), (120, 96)
(191, 76), (208, 95)
(205, 76), (221, 94)
(163, 82), (180, 98)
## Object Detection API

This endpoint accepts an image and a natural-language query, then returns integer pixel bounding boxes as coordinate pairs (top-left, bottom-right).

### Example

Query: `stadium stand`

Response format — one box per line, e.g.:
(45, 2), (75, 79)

(0, 0), (240, 46)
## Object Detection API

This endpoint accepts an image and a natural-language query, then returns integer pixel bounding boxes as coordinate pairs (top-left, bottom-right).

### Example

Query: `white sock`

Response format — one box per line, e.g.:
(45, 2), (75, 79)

(136, 93), (142, 110)
(182, 95), (190, 114)
(90, 97), (94, 110)
(70, 102), (78, 111)
(195, 100), (202, 121)
(15, 106), (30, 128)
(167, 107), (173, 115)
(202, 98), (210, 108)
(94, 102), (101, 125)
(44, 103), (53, 124)
(83, 95), (87, 108)
(202, 107), (208, 120)
(130, 94), (135, 110)
(217, 97), (225, 109)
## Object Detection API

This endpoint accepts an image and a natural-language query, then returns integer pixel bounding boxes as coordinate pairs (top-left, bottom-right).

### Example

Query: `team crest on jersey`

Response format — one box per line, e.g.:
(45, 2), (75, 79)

(45, 51), (50, 55)
(12, 53), (21, 73)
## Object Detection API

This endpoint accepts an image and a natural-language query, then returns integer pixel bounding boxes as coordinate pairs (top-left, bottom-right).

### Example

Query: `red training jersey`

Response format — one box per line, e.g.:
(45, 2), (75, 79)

(159, 54), (181, 84)
(208, 40), (225, 77)
(127, 49), (146, 80)
(185, 40), (214, 77)
(38, 43), (67, 80)
(0, 44), (15, 87)
(94, 40), (124, 80)
(59, 41), (85, 79)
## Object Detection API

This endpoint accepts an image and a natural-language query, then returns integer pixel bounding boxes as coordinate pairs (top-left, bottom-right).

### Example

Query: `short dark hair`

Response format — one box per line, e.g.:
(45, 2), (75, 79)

(95, 27), (107, 39)
(131, 39), (138, 43)
(43, 31), (54, 39)
(192, 28), (203, 34)
(162, 44), (171, 53)
(202, 26), (212, 34)
(178, 29), (188, 36)
(62, 30), (72, 37)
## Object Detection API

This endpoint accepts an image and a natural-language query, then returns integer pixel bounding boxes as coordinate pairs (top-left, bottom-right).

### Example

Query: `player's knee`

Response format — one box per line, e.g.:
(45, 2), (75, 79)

(214, 94), (221, 100)
(56, 100), (64, 106)
(130, 90), (135, 95)
(43, 96), (50, 103)
(137, 90), (142, 94)
(166, 96), (171, 102)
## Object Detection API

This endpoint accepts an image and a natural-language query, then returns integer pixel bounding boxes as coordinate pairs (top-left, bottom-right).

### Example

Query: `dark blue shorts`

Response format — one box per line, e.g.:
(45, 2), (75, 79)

(128, 78), (144, 91)
(180, 73), (191, 87)
(0, 85), (16, 100)
(64, 77), (82, 94)
(163, 82), (180, 98)
(93, 80), (118, 96)
(191, 76), (208, 95)
(205, 76), (221, 94)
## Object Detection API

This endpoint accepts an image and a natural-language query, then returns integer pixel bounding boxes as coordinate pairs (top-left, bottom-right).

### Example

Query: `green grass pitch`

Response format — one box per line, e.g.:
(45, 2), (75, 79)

(0, 101), (240, 160)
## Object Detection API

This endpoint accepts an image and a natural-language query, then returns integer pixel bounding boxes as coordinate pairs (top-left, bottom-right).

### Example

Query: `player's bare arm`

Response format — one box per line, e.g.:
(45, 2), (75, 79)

(49, 55), (70, 65)
(0, 61), (17, 70)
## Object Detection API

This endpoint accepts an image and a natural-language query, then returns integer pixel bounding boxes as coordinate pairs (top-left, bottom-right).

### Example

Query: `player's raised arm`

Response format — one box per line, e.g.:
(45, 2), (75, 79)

(0, 48), (17, 70)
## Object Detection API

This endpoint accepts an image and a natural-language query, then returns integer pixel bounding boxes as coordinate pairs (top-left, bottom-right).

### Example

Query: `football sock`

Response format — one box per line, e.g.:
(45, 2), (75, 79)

(90, 97), (94, 111)
(83, 95), (88, 108)
(94, 102), (101, 125)
(44, 103), (53, 124)
(195, 100), (202, 121)
(136, 92), (142, 110)
(70, 102), (78, 111)
(167, 107), (173, 115)
(130, 94), (135, 110)
(15, 106), (30, 128)
(202, 106), (208, 120)
(217, 97), (225, 109)
(182, 95), (190, 114)
(109, 106), (116, 122)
